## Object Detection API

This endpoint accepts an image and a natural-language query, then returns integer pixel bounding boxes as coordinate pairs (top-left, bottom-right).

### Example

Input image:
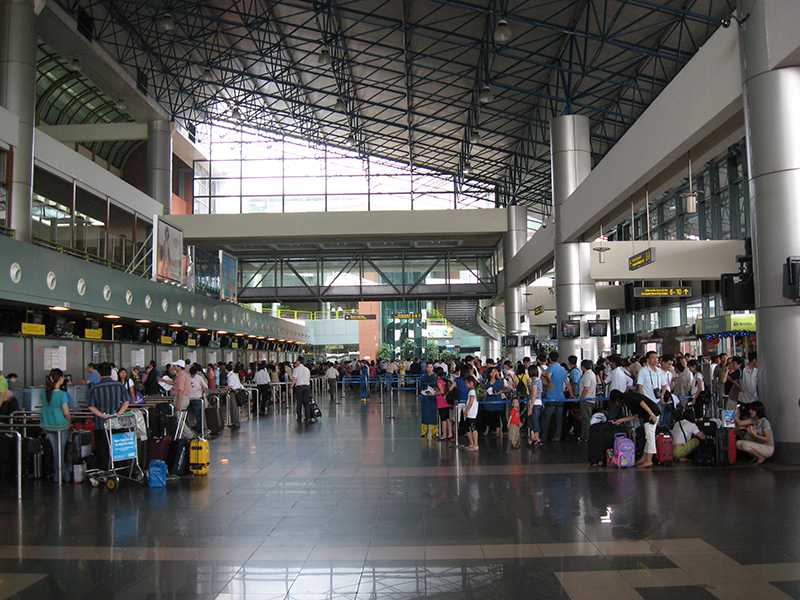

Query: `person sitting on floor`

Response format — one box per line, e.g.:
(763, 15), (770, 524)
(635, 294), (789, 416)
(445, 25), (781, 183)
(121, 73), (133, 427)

(735, 401), (773, 465)
(671, 409), (707, 461)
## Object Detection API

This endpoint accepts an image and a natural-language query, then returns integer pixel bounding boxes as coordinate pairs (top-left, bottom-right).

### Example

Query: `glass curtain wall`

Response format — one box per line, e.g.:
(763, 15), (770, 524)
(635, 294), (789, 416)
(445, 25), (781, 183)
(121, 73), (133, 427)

(193, 125), (496, 214)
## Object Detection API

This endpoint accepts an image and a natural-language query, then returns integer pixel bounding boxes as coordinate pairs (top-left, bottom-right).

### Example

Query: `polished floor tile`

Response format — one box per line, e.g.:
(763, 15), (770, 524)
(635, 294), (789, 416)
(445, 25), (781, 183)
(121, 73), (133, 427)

(1, 390), (800, 599)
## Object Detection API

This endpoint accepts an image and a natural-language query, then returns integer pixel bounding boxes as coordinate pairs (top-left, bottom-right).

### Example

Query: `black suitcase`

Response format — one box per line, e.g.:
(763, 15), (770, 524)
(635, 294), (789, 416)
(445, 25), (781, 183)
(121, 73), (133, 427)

(310, 400), (322, 419)
(205, 406), (223, 436)
(694, 439), (717, 466)
(587, 422), (625, 465)
(167, 439), (191, 476)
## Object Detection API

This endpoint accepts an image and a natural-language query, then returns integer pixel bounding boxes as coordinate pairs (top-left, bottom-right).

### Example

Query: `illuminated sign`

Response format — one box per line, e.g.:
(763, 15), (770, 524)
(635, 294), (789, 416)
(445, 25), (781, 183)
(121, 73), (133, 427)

(22, 323), (46, 336)
(634, 287), (692, 298)
(344, 314), (376, 320)
(160, 335), (173, 345)
(533, 305), (544, 315)
(85, 329), (103, 340)
(629, 247), (655, 271)
(392, 313), (422, 319)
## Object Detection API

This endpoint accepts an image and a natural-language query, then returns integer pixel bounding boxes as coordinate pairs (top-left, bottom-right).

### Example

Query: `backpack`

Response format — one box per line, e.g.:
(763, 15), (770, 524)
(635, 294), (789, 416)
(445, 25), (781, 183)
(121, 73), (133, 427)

(611, 433), (636, 468)
(445, 383), (460, 406)
(515, 376), (528, 397)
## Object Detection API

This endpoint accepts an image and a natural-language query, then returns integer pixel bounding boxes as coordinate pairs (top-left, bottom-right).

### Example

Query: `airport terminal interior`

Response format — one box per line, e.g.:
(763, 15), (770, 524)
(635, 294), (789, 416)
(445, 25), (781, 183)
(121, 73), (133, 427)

(2, 0), (800, 598)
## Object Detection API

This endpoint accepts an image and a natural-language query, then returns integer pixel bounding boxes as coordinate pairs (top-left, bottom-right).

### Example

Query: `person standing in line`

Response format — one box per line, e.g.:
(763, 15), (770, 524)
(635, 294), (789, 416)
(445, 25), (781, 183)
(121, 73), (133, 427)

(291, 357), (313, 423)
(187, 365), (208, 435)
(463, 376), (479, 452)
(359, 360), (371, 402)
(507, 398), (522, 449)
(740, 352), (758, 407)
(87, 362), (129, 469)
(41, 368), (71, 483)
(325, 362), (339, 402)
(541, 351), (568, 442)
(254, 362), (271, 416)
(419, 362), (439, 438)
(118, 367), (136, 405)
(527, 365), (543, 446)
(219, 364), (242, 429)
(578, 360), (597, 443)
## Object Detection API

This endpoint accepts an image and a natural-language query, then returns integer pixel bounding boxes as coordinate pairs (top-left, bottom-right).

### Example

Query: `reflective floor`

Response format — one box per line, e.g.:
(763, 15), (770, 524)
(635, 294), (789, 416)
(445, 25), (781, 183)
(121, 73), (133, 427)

(2, 391), (800, 599)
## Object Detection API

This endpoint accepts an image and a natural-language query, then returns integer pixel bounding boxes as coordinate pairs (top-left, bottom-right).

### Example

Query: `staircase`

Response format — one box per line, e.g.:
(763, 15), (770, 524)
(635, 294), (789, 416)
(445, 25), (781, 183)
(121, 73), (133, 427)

(444, 299), (502, 341)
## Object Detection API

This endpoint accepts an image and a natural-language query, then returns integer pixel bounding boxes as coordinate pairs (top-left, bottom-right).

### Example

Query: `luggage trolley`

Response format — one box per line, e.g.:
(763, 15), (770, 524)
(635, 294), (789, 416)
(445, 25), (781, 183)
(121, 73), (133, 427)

(85, 413), (145, 490)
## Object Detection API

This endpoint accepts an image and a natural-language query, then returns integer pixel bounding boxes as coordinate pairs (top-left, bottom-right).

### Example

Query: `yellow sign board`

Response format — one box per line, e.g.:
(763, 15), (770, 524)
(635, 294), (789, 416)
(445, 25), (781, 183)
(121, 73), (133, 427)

(160, 335), (173, 345)
(85, 328), (103, 340)
(628, 247), (655, 271)
(188, 339), (197, 347)
(22, 323), (46, 336)
(634, 287), (692, 298)
(231, 342), (239, 349)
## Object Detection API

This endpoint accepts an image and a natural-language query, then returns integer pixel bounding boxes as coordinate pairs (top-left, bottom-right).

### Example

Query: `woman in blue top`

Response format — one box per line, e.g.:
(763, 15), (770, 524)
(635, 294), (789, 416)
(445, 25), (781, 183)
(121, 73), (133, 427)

(482, 366), (507, 437)
(41, 368), (71, 482)
(359, 360), (371, 402)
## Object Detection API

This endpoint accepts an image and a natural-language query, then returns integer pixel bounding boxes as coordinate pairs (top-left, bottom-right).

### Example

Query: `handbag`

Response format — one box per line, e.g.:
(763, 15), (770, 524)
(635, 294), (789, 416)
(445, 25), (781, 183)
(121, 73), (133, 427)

(234, 389), (249, 407)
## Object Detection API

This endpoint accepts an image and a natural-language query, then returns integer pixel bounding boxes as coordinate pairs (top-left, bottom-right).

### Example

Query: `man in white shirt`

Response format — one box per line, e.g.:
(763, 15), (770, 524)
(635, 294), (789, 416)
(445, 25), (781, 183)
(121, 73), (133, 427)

(607, 356), (632, 394)
(219, 364), (242, 429)
(578, 360), (597, 442)
(740, 352), (758, 405)
(291, 357), (313, 422)
(688, 359), (706, 418)
(254, 362), (271, 415)
(658, 354), (676, 427)
(325, 362), (339, 402)
(383, 359), (398, 391)
(637, 351), (669, 408)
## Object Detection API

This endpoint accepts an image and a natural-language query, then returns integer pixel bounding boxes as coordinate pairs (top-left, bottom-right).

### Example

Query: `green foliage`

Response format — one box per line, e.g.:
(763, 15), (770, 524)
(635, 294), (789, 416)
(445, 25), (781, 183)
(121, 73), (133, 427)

(376, 343), (393, 363)
(440, 349), (456, 361)
(401, 337), (417, 360)
(426, 340), (441, 361)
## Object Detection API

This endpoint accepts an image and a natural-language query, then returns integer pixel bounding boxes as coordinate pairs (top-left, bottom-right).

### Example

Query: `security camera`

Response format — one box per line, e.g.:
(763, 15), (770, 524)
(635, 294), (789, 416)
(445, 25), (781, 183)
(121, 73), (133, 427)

(541, 220), (547, 228)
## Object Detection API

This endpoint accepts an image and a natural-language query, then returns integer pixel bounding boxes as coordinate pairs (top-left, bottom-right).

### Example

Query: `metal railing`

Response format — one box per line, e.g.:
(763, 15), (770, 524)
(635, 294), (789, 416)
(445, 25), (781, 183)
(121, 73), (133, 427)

(479, 307), (505, 335)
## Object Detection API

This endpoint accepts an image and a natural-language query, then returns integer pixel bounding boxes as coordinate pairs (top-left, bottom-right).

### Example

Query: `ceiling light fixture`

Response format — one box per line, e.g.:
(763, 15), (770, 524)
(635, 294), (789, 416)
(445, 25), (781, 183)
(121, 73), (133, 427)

(116, 99), (127, 110)
(344, 134), (356, 148)
(463, 162), (472, 175)
(169, 323), (182, 328)
(334, 97), (346, 112)
(158, 14), (175, 32)
(50, 306), (69, 311)
(231, 106), (242, 121)
(217, 330), (228, 335)
(69, 56), (81, 72)
(196, 327), (208, 332)
(479, 84), (494, 104)
(494, 19), (513, 43)
(469, 131), (482, 145)
(318, 48), (332, 66)
(104, 314), (121, 319)
(136, 319), (151, 323)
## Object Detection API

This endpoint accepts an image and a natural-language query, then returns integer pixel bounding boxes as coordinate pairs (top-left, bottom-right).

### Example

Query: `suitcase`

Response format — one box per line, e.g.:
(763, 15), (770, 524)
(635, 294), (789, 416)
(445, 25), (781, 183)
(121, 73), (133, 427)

(205, 406), (223, 436)
(723, 427), (737, 464)
(310, 400), (322, 419)
(189, 439), (210, 476)
(168, 439), (190, 476)
(656, 433), (673, 464)
(148, 435), (173, 463)
(588, 422), (624, 465)
(71, 430), (93, 460)
(694, 439), (717, 466)
(74, 419), (96, 450)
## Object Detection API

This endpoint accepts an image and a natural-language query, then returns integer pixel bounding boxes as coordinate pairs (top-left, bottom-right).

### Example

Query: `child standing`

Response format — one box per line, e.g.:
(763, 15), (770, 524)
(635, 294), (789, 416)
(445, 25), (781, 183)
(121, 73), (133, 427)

(463, 376), (479, 451)
(508, 398), (521, 448)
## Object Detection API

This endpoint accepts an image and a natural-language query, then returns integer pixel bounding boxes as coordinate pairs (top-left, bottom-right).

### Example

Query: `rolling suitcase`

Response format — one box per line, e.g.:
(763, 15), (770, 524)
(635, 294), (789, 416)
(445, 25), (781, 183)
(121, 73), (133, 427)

(189, 439), (210, 476)
(656, 433), (673, 464)
(148, 434), (173, 463)
(205, 406), (223, 436)
(167, 439), (190, 476)
(694, 439), (717, 466)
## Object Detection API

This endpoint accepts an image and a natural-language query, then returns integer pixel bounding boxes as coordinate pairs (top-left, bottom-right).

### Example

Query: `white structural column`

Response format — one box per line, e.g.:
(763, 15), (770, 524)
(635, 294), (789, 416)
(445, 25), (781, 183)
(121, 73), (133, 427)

(481, 305), (502, 361)
(147, 120), (173, 212)
(551, 115), (597, 361)
(740, 0), (800, 462)
(0, 0), (36, 242)
(503, 204), (530, 361)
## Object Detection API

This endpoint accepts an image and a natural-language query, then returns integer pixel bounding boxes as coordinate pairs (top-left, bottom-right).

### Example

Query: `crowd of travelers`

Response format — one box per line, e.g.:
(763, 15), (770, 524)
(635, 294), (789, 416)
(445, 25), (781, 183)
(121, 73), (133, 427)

(24, 347), (770, 483)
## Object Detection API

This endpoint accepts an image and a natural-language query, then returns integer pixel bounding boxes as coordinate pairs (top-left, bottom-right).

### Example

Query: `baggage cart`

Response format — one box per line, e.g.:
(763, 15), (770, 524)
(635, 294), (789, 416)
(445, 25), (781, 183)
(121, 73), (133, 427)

(85, 413), (145, 491)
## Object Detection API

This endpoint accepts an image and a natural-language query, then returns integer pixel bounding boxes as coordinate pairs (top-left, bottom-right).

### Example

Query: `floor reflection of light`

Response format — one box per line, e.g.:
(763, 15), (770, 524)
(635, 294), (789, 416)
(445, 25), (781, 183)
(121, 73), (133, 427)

(601, 507), (614, 524)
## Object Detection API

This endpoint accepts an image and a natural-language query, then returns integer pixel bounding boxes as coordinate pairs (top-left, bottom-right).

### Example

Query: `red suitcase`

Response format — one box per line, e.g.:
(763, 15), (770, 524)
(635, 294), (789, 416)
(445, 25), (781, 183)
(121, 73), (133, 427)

(656, 432), (673, 464)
